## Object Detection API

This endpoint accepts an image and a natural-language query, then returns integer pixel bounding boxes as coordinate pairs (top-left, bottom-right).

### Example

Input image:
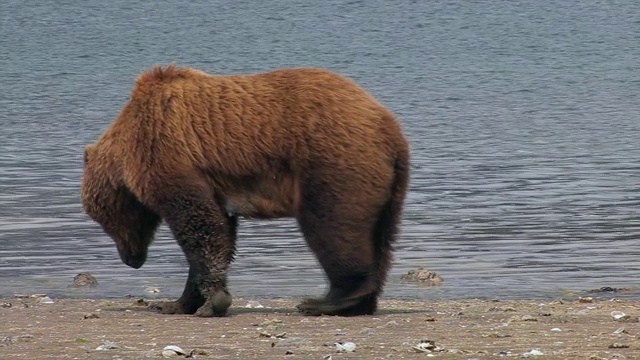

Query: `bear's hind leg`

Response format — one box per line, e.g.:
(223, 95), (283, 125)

(295, 204), (379, 316)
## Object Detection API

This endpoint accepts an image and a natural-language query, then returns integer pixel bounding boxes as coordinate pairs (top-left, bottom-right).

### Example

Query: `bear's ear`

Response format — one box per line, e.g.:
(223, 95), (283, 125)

(84, 144), (96, 165)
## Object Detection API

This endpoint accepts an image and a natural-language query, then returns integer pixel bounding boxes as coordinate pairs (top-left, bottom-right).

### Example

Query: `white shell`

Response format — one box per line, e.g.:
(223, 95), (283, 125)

(335, 342), (356, 353)
(162, 345), (187, 358)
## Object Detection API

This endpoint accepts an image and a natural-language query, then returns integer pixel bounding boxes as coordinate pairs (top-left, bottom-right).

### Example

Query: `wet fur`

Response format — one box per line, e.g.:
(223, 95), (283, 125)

(81, 64), (410, 317)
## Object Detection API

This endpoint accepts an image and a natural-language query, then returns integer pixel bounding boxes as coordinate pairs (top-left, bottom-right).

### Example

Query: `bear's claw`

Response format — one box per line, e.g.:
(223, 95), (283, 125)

(193, 289), (233, 317)
(296, 294), (377, 316)
(149, 300), (194, 315)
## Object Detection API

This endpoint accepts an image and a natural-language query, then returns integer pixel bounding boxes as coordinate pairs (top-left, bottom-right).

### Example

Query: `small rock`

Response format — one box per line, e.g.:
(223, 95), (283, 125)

(486, 333), (512, 339)
(95, 340), (120, 351)
(144, 287), (160, 294)
(275, 332), (287, 339)
(71, 272), (98, 287)
(260, 319), (283, 327)
(285, 350), (294, 355)
(16, 334), (34, 343)
(359, 328), (376, 335)
(400, 267), (444, 286)
(190, 349), (208, 356)
(578, 296), (593, 303)
(84, 313), (100, 319)
(162, 345), (187, 358)
(323, 356), (332, 360)
(411, 339), (445, 353)
(609, 343), (630, 349)
(550, 327), (561, 332)
(377, 320), (398, 328)
(3, 335), (35, 344)
(274, 337), (312, 347)
(588, 286), (632, 293)
(335, 342), (356, 353)
(509, 314), (537, 322)
(488, 306), (516, 312)
(1, 302), (12, 308)
(133, 299), (149, 307)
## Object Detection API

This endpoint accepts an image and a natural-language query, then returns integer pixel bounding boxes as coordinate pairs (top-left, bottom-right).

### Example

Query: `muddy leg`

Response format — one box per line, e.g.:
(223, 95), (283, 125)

(149, 265), (205, 314)
(295, 193), (379, 316)
(156, 191), (237, 317)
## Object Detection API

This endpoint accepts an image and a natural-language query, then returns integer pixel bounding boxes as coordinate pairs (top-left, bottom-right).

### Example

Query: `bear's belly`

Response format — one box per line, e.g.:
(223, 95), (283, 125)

(223, 193), (297, 219)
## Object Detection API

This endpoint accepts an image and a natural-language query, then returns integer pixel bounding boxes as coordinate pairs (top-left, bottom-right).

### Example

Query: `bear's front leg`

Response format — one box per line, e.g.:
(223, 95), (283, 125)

(157, 190), (237, 317)
(149, 265), (205, 314)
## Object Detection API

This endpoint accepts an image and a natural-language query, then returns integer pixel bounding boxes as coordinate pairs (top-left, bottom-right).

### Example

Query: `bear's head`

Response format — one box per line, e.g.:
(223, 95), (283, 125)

(81, 144), (161, 269)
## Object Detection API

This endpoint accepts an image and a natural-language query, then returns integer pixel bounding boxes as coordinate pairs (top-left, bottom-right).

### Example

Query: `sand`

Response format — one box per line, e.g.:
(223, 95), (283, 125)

(1, 295), (638, 359)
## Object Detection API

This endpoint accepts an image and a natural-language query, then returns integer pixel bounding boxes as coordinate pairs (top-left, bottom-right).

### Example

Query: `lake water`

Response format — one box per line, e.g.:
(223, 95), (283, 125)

(1, 0), (639, 302)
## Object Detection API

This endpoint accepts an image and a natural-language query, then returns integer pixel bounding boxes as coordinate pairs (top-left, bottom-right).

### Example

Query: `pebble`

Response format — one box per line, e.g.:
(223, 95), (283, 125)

(509, 314), (537, 322)
(411, 340), (446, 353)
(95, 340), (120, 351)
(359, 328), (376, 335)
(260, 319), (283, 327)
(488, 306), (516, 312)
(133, 299), (149, 307)
(377, 320), (398, 328)
(2, 334), (34, 343)
(273, 337), (312, 347)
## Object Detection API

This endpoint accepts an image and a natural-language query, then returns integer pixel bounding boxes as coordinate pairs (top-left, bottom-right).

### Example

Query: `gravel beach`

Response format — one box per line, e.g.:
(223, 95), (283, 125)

(1, 295), (638, 359)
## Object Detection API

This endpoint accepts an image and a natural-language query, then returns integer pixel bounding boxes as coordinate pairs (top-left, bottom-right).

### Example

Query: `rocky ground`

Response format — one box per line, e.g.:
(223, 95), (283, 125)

(1, 295), (639, 359)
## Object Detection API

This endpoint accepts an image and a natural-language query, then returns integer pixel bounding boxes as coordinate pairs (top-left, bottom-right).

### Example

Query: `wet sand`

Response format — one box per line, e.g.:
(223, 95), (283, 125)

(1, 295), (638, 359)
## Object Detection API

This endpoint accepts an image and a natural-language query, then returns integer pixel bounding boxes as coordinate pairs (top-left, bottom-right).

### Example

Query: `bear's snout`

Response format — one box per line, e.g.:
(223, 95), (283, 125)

(120, 252), (146, 269)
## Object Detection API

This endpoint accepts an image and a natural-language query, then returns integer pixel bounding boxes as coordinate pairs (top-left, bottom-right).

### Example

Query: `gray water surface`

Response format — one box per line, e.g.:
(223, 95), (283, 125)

(1, 0), (640, 301)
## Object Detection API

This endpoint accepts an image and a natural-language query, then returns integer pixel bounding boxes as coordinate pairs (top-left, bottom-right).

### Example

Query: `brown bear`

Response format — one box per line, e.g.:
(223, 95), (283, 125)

(80, 64), (410, 317)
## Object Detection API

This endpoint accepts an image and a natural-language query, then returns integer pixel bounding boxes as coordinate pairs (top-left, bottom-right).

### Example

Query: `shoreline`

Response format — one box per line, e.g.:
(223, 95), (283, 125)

(2, 296), (639, 359)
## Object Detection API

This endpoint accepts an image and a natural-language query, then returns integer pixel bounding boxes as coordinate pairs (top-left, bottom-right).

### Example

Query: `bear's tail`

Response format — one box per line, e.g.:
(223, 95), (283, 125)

(373, 136), (410, 294)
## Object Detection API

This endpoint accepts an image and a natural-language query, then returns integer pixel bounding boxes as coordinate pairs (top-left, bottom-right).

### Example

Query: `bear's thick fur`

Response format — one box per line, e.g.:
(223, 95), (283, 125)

(81, 64), (410, 317)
